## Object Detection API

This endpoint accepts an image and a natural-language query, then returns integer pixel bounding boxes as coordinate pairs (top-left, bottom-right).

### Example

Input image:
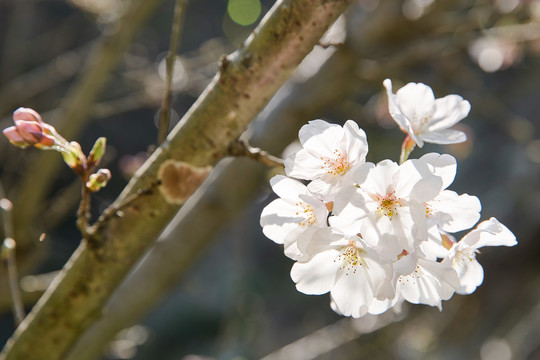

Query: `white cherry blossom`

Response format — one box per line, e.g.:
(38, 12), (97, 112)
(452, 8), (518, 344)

(259, 114), (516, 319)
(284, 120), (368, 199)
(442, 217), (517, 295)
(291, 230), (394, 318)
(384, 79), (471, 147)
(260, 175), (328, 260)
(330, 158), (443, 259)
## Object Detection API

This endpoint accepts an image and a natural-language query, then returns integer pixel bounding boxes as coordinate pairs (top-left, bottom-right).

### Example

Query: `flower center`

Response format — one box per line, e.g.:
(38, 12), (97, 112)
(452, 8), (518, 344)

(411, 113), (430, 133)
(335, 240), (366, 275)
(320, 149), (350, 176)
(295, 202), (317, 227)
(375, 191), (402, 218)
(453, 248), (478, 267)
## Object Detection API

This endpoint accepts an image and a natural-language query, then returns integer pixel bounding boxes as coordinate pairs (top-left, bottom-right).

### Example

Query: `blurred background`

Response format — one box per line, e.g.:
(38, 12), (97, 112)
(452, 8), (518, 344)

(1, 0), (540, 359)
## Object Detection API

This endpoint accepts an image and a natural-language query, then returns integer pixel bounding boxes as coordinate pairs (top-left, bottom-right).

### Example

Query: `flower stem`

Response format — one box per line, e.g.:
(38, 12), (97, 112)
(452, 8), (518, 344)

(1, 238), (25, 326)
(399, 135), (416, 164)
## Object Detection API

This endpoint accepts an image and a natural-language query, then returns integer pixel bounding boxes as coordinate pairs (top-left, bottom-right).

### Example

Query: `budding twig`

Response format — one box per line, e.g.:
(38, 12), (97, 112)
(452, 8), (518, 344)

(229, 139), (285, 168)
(76, 181), (92, 239)
(157, 0), (189, 145)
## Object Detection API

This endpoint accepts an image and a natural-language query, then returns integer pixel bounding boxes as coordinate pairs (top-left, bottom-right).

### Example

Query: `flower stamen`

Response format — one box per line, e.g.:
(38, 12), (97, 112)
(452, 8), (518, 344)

(375, 191), (403, 219)
(334, 240), (366, 275)
(320, 149), (350, 176)
(295, 202), (317, 227)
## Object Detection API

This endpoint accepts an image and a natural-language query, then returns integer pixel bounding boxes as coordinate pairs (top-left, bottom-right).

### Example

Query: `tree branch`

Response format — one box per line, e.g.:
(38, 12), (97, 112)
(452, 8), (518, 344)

(0, 1), (352, 359)
(157, 0), (189, 144)
(66, 48), (357, 360)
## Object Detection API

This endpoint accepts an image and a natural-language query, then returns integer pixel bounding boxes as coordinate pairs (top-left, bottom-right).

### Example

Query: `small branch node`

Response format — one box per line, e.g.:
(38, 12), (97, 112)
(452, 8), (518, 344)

(229, 139), (284, 168)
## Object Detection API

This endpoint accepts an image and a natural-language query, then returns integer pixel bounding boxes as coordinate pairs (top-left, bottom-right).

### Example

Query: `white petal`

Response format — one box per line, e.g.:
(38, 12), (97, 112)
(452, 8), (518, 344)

(419, 129), (467, 145)
(298, 120), (339, 146)
(291, 250), (340, 295)
(342, 120), (368, 165)
(368, 297), (398, 315)
(284, 149), (327, 180)
(350, 162), (375, 186)
(260, 199), (303, 244)
(455, 258), (484, 295)
(428, 95), (470, 132)
(330, 271), (372, 318)
(395, 82), (436, 131)
(399, 259), (459, 309)
(396, 159), (443, 201)
(461, 217), (517, 249)
(429, 191), (481, 233)
(383, 79), (415, 134)
(362, 159), (399, 195)
(269, 175), (307, 201)
(301, 122), (346, 157)
(419, 153), (457, 189)
(283, 227), (319, 260)
(330, 187), (370, 235)
(330, 255), (391, 318)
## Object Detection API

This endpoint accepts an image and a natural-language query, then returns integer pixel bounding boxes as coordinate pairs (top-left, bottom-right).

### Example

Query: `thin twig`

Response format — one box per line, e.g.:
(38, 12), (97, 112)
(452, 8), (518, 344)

(229, 139), (284, 168)
(76, 183), (91, 239)
(0, 184), (25, 325)
(157, 0), (189, 145)
(317, 41), (344, 49)
(1, 238), (25, 326)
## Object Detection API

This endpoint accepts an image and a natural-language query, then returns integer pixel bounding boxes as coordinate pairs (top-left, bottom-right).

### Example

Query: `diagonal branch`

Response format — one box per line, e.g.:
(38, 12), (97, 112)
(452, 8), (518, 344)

(0, 0), (352, 359)
(66, 48), (358, 360)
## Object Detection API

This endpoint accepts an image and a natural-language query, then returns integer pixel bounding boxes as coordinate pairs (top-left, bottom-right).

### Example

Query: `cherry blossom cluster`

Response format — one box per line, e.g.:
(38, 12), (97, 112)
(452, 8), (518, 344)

(260, 79), (516, 318)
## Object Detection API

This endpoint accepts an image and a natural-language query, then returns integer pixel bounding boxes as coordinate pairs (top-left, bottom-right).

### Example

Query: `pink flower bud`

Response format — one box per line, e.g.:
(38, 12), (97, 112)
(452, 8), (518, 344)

(13, 107), (44, 124)
(3, 108), (59, 150)
(2, 126), (29, 148)
(34, 134), (56, 149)
(14, 120), (44, 144)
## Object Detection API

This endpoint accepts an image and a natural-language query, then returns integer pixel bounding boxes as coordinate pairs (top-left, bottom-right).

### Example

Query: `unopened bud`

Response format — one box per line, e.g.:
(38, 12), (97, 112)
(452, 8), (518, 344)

(3, 108), (59, 150)
(62, 142), (86, 175)
(86, 169), (111, 192)
(87, 137), (106, 168)
(13, 107), (44, 124)
(15, 120), (44, 144)
(3, 126), (30, 148)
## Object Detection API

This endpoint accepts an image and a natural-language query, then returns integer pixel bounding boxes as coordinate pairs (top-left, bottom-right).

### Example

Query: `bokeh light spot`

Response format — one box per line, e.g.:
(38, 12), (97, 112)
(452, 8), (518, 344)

(227, 0), (261, 26)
